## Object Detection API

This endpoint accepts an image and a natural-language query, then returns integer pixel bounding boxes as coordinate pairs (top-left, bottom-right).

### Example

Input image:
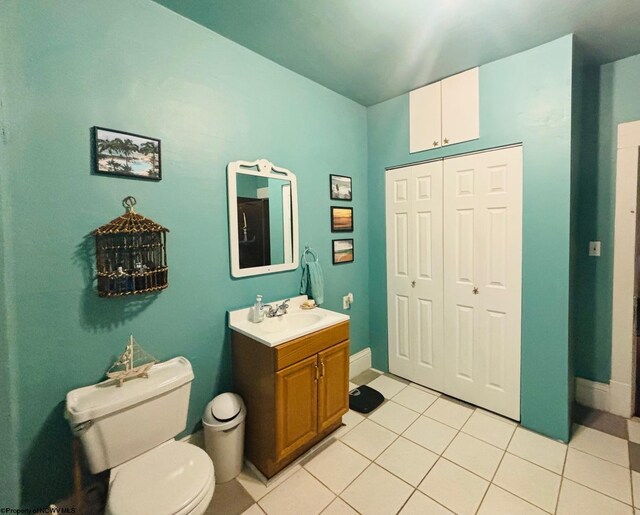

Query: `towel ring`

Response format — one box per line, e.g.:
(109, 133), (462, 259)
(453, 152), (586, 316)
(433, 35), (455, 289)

(302, 246), (319, 265)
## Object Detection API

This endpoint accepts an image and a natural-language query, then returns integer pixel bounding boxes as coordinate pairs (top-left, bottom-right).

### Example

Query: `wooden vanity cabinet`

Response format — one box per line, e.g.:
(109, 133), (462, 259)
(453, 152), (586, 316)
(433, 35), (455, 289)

(232, 321), (349, 478)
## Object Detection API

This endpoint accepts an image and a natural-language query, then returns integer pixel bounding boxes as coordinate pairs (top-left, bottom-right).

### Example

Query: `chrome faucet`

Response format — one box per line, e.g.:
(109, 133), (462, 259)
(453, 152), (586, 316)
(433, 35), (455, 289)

(265, 298), (290, 318)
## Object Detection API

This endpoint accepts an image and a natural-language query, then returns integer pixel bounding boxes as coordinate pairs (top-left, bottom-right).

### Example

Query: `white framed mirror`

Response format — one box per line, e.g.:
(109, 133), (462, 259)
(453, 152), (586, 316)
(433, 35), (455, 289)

(227, 159), (299, 278)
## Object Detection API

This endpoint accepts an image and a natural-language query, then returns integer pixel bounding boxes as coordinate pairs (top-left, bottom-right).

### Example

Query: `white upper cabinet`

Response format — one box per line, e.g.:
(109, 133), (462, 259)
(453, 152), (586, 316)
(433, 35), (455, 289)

(409, 68), (479, 153)
(409, 81), (442, 153)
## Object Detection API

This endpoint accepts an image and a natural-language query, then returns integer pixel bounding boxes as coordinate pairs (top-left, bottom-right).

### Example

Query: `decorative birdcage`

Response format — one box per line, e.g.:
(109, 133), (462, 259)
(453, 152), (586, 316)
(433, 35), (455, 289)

(93, 196), (169, 297)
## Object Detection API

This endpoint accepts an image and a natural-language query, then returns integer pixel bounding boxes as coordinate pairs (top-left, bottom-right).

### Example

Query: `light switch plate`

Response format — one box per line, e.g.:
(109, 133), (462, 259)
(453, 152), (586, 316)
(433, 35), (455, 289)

(589, 241), (601, 257)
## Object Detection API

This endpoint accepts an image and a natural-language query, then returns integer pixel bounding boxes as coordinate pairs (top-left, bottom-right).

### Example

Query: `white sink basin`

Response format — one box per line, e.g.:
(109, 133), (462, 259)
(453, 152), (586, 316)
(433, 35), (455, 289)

(261, 312), (324, 334)
(228, 295), (350, 346)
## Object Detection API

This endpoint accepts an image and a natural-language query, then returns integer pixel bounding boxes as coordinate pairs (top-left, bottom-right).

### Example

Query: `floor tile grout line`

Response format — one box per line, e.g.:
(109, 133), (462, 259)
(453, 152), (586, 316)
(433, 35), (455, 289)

(567, 445), (631, 471)
(335, 387), (447, 514)
(482, 424), (563, 515)
(566, 445), (631, 468)
(560, 476), (635, 509)
(238, 374), (639, 515)
(473, 420), (517, 514)
(552, 446), (569, 514)
(337, 460), (415, 514)
(553, 476), (564, 515)
(500, 448), (565, 477)
(631, 464), (636, 507)
(418, 406), (495, 514)
(247, 378), (633, 514)
(255, 466), (317, 509)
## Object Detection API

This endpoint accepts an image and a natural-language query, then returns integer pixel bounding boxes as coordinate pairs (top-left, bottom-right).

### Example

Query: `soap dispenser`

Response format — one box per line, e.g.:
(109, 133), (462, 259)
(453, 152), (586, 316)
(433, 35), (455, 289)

(252, 295), (265, 323)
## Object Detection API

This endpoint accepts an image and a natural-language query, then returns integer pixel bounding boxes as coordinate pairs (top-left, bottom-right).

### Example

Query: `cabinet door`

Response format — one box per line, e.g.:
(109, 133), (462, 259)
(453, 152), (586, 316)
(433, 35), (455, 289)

(441, 68), (479, 147)
(275, 355), (318, 460)
(409, 81), (442, 153)
(317, 340), (350, 432)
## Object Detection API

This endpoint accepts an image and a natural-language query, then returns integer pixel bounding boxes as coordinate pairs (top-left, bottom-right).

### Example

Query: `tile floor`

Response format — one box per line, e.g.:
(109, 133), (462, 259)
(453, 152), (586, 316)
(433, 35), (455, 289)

(207, 370), (640, 515)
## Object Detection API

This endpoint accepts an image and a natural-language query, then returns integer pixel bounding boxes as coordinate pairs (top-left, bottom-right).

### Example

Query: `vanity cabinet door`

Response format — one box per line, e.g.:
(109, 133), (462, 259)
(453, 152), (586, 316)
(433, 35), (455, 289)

(317, 340), (350, 433)
(275, 354), (319, 461)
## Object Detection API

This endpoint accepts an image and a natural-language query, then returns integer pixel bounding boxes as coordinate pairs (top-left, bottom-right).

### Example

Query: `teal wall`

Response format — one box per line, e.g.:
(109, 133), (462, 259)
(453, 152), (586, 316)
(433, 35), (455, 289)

(574, 52), (640, 382)
(0, 178), (21, 507)
(0, 0), (368, 506)
(367, 36), (574, 441)
(0, 21), (21, 500)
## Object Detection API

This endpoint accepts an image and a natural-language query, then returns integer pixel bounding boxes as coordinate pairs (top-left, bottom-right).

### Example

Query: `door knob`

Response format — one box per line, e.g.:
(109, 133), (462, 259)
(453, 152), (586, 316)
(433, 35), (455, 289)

(472, 287), (479, 295)
(411, 281), (416, 288)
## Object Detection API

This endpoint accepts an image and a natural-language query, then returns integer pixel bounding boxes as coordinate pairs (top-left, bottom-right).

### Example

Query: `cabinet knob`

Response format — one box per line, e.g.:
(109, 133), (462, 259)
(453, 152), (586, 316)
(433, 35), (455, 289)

(472, 286), (479, 295)
(320, 361), (326, 378)
(433, 141), (439, 147)
(411, 281), (416, 288)
(444, 138), (449, 144)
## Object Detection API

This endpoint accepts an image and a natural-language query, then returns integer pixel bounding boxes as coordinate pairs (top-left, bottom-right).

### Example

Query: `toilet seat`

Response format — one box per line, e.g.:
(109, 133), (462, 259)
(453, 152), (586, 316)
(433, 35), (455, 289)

(105, 441), (215, 515)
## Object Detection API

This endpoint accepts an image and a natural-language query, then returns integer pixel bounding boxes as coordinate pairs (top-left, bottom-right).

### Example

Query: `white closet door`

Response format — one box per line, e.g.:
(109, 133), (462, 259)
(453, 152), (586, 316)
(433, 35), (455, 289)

(386, 161), (444, 390)
(443, 146), (522, 419)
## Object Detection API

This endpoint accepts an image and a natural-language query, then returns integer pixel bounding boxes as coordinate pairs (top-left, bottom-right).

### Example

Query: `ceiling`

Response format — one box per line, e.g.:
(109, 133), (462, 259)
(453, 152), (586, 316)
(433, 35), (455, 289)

(153, 0), (640, 106)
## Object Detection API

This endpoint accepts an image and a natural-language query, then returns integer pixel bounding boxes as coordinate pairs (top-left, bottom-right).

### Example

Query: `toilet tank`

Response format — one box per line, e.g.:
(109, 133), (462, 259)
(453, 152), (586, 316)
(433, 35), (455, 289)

(65, 356), (194, 474)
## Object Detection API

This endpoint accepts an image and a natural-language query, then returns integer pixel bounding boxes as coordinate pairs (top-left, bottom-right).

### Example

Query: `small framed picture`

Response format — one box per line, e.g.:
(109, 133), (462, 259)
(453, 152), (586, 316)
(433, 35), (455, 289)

(93, 127), (161, 181)
(330, 174), (352, 201)
(331, 207), (353, 232)
(332, 239), (354, 264)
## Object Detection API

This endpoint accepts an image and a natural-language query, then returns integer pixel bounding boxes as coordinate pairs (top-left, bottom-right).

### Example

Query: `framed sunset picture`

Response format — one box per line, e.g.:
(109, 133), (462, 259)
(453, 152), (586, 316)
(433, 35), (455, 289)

(331, 207), (353, 232)
(332, 239), (354, 264)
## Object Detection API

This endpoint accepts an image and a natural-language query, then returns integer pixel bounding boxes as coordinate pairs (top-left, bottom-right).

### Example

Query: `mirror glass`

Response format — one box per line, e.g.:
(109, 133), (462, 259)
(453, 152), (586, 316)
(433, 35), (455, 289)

(228, 160), (298, 277)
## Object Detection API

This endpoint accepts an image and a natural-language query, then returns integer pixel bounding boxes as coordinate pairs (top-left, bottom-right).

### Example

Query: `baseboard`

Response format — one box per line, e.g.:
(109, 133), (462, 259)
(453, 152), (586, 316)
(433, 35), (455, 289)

(575, 377), (610, 412)
(610, 380), (633, 418)
(349, 348), (371, 379)
(575, 377), (633, 417)
(181, 429), (204, 449)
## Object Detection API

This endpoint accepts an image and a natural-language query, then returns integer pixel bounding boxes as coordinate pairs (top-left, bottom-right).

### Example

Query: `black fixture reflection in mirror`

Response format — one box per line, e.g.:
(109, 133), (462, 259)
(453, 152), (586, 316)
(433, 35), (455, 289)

(227, 159), (299, 278)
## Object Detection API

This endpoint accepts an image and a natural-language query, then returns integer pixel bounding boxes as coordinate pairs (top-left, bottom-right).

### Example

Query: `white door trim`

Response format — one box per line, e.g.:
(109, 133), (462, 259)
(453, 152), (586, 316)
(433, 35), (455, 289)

(611, 120), (640, 417)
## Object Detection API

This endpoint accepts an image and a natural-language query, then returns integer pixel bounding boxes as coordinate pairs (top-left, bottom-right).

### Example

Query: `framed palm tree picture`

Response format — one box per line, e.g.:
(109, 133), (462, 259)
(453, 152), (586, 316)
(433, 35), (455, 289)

(93, 127), (161, 181)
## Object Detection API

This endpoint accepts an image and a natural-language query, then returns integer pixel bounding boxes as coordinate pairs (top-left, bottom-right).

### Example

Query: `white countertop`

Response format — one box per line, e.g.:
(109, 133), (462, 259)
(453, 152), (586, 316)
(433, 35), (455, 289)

(228, 295), (350, 347)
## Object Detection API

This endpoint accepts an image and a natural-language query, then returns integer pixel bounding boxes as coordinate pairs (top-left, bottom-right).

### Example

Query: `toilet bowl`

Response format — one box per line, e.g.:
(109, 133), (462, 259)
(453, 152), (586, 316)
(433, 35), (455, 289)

(106, 441), (215, 515)
(65, 357), (215, 515)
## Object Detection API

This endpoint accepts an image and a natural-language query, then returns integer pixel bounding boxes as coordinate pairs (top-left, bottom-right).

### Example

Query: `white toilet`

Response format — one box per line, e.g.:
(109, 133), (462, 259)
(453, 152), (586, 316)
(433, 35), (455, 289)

(65, 357), (215, 515)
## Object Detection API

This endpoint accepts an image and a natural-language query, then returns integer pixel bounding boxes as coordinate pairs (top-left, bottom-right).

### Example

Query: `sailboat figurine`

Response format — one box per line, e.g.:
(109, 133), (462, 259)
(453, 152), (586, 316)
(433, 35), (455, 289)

(107, 335), (158, 387)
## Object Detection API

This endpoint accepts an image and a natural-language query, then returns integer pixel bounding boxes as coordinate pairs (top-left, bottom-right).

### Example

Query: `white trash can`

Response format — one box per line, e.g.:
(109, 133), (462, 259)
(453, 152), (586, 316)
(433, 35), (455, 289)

(203, 393), (246, 484)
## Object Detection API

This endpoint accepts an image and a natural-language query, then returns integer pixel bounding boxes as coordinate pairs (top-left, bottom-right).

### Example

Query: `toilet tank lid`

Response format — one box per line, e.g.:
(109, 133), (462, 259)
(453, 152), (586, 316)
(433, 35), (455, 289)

(65, 356), (194, 425)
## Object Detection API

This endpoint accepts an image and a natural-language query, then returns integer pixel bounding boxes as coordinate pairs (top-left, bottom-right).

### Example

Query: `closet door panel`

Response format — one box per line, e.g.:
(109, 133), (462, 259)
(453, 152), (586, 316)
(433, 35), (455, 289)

(444, 162), (482, 402)
(479, 148), (522, 419)
(444, 147), (522, 420)
(386, 168), (414, 379)
(412, 163), (444, 389)
(386, 162), (444, 390)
